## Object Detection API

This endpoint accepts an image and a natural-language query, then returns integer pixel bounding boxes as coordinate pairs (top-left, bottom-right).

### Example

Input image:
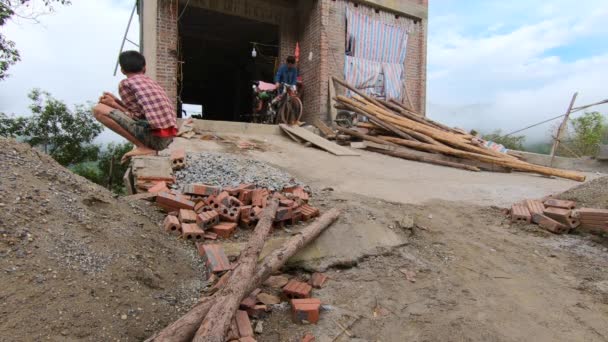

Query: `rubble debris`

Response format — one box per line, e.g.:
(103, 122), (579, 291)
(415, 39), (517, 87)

(301, 333), (316, 342)
(310, 273), (328, 289)
(254, 321), (264, 334)
(147, 209), (341, 341)
(291, 298), (322, 324)
(257, 293), (281, 305)
(235, 310), (254, 338)
(399, 268), (417, 283)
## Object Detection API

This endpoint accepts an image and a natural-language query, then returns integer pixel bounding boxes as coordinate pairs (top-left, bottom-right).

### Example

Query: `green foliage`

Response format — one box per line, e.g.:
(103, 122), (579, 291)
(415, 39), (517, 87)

(0, 0), (71, 80)
(524, 142), (552, 155)
(561, 111), (606, 157)
(0, 89), (103, 165)
(71, 143), (133, 194)
(481, 129), (526, 151)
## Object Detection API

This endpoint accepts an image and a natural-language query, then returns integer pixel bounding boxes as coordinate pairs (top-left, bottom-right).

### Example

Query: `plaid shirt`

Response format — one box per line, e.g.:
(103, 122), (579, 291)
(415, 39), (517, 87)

(118, 74), (176, 130)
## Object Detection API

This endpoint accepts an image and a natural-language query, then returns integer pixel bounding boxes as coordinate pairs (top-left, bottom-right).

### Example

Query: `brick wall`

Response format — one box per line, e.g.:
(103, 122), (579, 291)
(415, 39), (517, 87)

(298, 0), (324, 123)
(156, 0), (178, 108)
(313, 0), (427, 119)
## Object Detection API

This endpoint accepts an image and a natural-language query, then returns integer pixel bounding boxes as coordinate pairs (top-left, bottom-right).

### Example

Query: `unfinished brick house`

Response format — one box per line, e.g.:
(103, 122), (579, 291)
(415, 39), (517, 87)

(140, 0), (428, 123)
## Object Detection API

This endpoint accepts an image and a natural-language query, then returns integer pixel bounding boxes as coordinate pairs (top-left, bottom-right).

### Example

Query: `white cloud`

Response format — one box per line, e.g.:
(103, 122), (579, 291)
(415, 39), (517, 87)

(0, 0), (138, 143)
(428, 2), (608, 143)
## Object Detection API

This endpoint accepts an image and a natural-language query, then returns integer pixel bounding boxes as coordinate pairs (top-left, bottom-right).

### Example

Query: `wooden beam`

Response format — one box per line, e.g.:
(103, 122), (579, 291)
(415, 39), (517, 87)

(348, 0), (428, 19)
(550, 92), (578, 166)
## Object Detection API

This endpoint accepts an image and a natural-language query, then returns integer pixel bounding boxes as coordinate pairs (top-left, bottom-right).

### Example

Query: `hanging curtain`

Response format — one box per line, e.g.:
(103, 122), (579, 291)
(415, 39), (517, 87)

(344, 7), (409, 100)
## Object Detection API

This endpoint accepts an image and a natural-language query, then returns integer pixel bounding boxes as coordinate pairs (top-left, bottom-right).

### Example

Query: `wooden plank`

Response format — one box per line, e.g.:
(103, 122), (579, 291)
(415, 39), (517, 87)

(279, 124), (360, 156)
(328, 79), (338, 127)
(550, 92), (578, 166)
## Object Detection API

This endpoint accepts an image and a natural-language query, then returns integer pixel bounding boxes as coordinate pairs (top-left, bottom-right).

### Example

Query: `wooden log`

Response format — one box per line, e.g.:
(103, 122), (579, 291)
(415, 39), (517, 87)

(368, 147), (480, 171)
(145, 209), (341, 342)
(377, 135), (586, 182)
(192, 198), (280, 341)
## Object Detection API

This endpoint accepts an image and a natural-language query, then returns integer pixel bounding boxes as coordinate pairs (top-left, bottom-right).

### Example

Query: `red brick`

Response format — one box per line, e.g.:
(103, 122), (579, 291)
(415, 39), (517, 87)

(525, 199), (545, 216)
(576, 208), (608, 219)
(197, 243), (231, 273)
(205, 195), (218, 207)
(544, 199), (576, 210)
(194, 201), (209, 213)
(210, 222), (237, 239)
(163, 215), (181, 233)
(223, 186), (241, 196)
(235, 310), (253, 337)
(156, 192), (195, 212)
(252, 189), (269, 207)
(178, 209), (197, 223)
(291, 298), (321, 324)
(183, 184), (221, 197)
(197, 210), (220, 230)
(301, 333), (316, 342)
(275, 207), (294, 222)
(204, 232), (218, 240)
(280, 199), (295, 207)
(532, 214), (569, 234)
(284, 186), (309, 202)
(252, 206), (263, 219)
(148, 181), (169, 193)
(283, 279), (312, 299)
(217, 205), (241, 223)
(543, 207), (579, 228)
(238, 189), (253, 205)
(511, 203), (531, 224)
(216, 191), (232, 207)
(239, 337), (257, 342)
(299, 204), (320, 221)
(310, 273), (328, 289)
(181, 223), (205, 240)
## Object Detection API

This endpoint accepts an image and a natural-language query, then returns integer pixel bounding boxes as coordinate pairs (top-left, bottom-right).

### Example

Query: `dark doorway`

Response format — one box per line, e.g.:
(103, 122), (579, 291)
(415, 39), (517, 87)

(179, 7), (279, 122)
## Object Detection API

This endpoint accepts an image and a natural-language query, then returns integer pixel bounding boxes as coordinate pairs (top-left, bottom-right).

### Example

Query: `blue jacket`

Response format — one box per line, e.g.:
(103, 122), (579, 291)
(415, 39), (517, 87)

(274, 64), (298, 85)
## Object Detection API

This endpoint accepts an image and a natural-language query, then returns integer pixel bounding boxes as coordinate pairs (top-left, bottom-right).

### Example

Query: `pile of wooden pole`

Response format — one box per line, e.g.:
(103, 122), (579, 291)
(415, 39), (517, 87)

(332, 77), (586, 182)
(145, 199), (341, 342)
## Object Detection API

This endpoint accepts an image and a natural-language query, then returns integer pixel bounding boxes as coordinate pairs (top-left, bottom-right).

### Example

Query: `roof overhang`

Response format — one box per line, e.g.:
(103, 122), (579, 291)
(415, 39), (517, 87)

(350, 0), (427, 20)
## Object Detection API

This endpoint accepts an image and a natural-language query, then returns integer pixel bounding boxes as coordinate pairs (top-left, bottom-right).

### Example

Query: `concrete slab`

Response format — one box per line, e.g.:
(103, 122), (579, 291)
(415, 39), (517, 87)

(188, 119), (282, 136)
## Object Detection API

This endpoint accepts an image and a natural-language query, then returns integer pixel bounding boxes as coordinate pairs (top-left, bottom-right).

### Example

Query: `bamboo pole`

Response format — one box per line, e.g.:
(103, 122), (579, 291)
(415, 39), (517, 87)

(368, 147), (480, 171)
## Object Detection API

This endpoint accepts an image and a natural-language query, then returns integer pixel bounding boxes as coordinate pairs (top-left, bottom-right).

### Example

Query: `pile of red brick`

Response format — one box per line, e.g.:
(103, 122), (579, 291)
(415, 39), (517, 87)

(510, 198), (608, 234)
(157, 183), (319, 241)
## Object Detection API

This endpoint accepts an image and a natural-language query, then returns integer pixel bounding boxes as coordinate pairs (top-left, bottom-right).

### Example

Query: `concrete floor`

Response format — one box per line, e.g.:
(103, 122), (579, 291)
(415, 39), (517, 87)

(171, 133), (597, 207)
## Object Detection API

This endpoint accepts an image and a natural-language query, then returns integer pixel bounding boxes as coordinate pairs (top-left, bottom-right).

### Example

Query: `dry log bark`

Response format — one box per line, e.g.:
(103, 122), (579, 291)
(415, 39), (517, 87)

(192, 198), (280, 341)
(145, 208), (341, 342)
(378, 135), (585, 181)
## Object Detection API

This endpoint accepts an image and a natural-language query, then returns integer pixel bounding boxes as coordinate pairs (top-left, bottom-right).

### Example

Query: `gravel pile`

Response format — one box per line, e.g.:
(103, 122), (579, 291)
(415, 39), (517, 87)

(175, 152), (304, 191)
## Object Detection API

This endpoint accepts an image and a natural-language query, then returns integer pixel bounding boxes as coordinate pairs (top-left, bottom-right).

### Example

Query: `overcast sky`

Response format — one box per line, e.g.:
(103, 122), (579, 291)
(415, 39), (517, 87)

(1, 0), (607, 145)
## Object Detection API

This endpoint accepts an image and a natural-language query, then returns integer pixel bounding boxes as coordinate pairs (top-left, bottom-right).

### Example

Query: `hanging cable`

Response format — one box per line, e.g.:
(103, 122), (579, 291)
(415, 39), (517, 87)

(178, 0), (190, 21)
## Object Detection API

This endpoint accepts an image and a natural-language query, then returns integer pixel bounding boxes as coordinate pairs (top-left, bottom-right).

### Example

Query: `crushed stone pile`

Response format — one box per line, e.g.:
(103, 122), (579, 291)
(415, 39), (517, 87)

(174, 152), (304, 191)
(556, 176), (608, 209)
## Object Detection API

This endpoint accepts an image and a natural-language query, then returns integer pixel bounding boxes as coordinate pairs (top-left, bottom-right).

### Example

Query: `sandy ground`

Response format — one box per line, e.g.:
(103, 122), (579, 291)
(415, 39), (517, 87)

(171, 135), (597, 207)
(2, 135), (608, 342)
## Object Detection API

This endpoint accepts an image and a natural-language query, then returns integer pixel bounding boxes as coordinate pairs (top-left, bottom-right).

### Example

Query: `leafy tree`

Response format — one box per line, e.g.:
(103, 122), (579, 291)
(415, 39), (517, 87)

(0, 89), (103, 165)
(1, 0), (70, 80)
(560, 111), (606, 157)
(72, 143), (133, 194)
(480, 129), (526, 151)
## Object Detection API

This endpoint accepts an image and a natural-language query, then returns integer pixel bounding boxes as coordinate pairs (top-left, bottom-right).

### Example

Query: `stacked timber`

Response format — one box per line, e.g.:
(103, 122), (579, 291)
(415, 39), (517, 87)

(332, 77), (586, 182)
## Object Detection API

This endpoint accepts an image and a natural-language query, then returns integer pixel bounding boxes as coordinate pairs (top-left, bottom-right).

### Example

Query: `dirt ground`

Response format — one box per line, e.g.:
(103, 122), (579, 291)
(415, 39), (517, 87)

(2, 137), (608, 342)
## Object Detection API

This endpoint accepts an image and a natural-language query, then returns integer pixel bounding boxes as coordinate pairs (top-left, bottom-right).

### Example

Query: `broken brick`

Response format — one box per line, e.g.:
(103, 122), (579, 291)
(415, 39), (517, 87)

(235, 310), (253, 337)
(301, 333), (316, 342)
(240, 289), (261, 311)
(217, 205), (241, 223)
(511, 203), (531, 224)
(163, 215), (181, 233)
(284, 186), (309, 202)
(543, 207), (579, 228)
(283, 280), (312, 299)
(310, 273), (328, 289)
(532, 214), (569, 234)
(291, 298), (321, 324)
(252, 206), (263, 219)
(197, 243), (231, 273)
(194, 201), (209, 213)
(229, 196), (244, 207)
(197, 210), (220, 230)
(264, 275), (289, 288)
(216, 191), (232, 207)
(210, 222), (237, 239)
(279, 199), (295, 207)
(170, 148), (186, 170)
(275, 207), (294, 222)
(239, 337), (257, 342)
(524, 199), (545, 216)
(252, 189), (269, 207)
(239, 218), (257, 230)
(238, 189), (253, 205)
(183, 183), (221, 197)
(299, 204), (320, 221)
(204, 232), (218, 240)
(223, 186), (241, 196)
(148, 181), (169, 193)
(156, 192), (195, 212)
(257, 293), (281, 305)
(178, 209), (197, 224)
(544, 199), (576, 210)
(181, 223), (205, 240)
(576, 208), (608, 219)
